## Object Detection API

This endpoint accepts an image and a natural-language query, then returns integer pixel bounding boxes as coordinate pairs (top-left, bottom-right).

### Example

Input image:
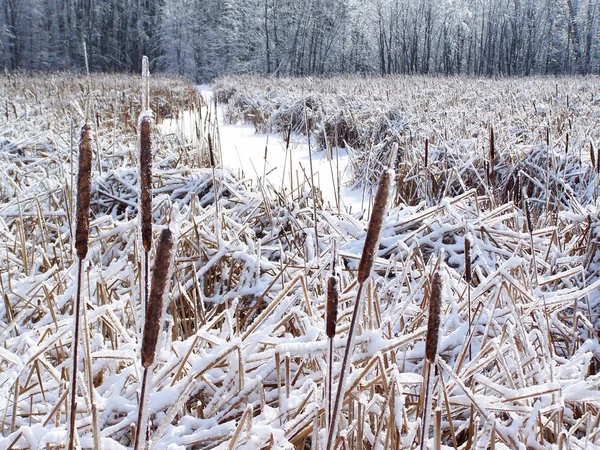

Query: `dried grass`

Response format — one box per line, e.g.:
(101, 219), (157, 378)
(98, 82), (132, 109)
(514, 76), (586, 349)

(0, 73), (600, 449)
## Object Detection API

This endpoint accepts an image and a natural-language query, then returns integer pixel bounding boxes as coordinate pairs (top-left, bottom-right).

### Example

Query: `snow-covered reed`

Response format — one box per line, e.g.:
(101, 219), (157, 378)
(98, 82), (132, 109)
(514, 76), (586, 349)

(1, 73), (600, 449)
(215, 75), (600, 215)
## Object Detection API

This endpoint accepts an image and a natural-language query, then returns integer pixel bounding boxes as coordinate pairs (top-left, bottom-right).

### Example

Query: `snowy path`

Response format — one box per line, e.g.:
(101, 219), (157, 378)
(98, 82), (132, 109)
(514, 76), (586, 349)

(159, 87), (365, 214)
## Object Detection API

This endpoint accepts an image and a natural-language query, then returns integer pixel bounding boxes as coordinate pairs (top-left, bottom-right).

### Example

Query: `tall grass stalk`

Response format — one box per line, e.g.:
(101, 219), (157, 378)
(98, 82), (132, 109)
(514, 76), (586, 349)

(326, 169), (391, 450)
(68, 123), (93, 450)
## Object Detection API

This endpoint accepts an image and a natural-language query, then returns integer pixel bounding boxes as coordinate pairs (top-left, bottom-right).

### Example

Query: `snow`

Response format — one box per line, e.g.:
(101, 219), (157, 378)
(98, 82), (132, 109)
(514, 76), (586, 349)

(159, 88), (366, 215)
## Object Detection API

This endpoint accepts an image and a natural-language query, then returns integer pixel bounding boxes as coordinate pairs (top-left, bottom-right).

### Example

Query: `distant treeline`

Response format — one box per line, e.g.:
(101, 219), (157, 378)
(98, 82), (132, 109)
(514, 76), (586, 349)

(1, 0), (598, 80)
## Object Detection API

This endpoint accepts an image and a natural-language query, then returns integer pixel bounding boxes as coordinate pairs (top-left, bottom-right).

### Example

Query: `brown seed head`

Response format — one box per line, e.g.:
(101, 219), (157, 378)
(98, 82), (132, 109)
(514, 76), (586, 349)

(464, 236), (471, 285)
(425, 271), (442, 364)
(139, 114), (153, 252)
(357, 169), (391, 284)
(208, 133), (215, 168)
(489, 126), (495, 163)
(525, 200), (533, 234)
(75, 124), (93, 259)
(142, 228), (174, 368)
(326, 276), (339, 339)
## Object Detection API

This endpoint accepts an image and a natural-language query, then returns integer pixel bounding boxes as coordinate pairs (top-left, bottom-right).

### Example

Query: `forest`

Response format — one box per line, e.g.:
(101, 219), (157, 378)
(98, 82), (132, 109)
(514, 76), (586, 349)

(1, 0), (599, 81)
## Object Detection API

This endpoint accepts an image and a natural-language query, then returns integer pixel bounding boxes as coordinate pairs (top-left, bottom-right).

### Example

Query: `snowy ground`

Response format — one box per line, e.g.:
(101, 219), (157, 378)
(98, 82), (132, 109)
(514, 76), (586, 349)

(160, 87), (366, 215)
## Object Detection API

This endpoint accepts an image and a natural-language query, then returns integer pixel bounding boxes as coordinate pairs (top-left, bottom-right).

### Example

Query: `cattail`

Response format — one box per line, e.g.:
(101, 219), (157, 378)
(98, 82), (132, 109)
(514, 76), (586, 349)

(69, 123), (94, 450)
(208, 133), (215, 168)
(139, 114), (153, 252)
(326, 272), (339, 343)
(565, 132), (569, 153)
(597, 147), (600, 175)
(357, 169), (391, 284)
(141, 228), (174, 368)
(75, 124), (93, 259)
(327, 170), (393, 450)
(590, 142), (596, 169)
(326, 276), (339, 339)
(326, 241), (339, 429)
(424, 138), (429, 168)
(464, 236), (471, 285)
(525, 200), (533, 234)
(489, 126), (495, 164)
(425, 272), (442, 364)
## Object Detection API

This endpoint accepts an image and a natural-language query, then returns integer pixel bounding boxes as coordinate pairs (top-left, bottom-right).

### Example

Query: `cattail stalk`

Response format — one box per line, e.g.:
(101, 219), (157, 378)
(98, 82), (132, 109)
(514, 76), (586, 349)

(135, 227), (174, 450)
(464, 234), (472, 361)
(326, 169), (391, 450)
(326, 241), (339, 430)
(420, 271), (443, 450)
(68, 123), (93, 450)
(139, 56), (153, 312)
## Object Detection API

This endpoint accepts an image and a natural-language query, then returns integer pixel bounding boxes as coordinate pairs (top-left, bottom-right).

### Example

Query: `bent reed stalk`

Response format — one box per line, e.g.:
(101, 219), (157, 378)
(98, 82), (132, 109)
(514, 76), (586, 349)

(135, 227), (175, 450)
(326, 168), (391, 450)
(68, 123), (93, 450)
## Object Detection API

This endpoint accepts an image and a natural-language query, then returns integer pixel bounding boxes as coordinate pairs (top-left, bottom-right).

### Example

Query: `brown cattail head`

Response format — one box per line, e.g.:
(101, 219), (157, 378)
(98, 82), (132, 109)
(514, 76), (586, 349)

(425, 271), (443, 364)
(357, 169), (392, 284)
(141, 227), (174, 368)
(139, 113), (153, 252)
(326, 276), (339, 339)
(75, 124), (93, 259)
(464, 235), (471, 285)
(326, 241), (339, 339)
(424, 138), (429, 168)
(525, 200), (533, 234)
(513, 174), (521, 204)
(590, 142), (596, 169)
(208, 133), (215, 168)
(489, 126), (495, 172)
(565, 133), (569, 153)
